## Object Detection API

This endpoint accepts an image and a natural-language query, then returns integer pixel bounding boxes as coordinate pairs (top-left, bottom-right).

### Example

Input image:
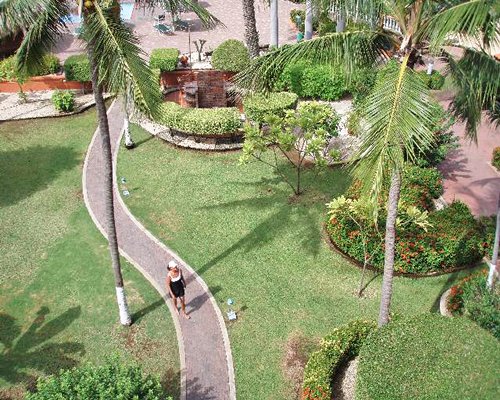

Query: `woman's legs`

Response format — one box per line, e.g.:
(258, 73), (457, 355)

(172, 296), (179, 314)
(180, 296), (190, 319)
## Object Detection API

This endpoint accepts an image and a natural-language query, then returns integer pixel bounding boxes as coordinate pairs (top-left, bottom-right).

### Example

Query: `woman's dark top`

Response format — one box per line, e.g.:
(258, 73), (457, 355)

(169, 272), (185, 298)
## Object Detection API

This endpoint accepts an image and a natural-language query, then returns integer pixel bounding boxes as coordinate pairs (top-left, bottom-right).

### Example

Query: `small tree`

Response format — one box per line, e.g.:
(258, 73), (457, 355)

(241, 102), (339, 195)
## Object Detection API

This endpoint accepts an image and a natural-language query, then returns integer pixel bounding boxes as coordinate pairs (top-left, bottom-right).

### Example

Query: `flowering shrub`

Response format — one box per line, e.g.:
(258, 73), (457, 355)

(447, 270), (499, 339)
(302, 320), (376, 400)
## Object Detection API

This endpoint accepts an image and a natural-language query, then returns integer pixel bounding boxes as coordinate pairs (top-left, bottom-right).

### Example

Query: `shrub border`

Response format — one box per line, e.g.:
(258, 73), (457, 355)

(322, 224), (481, 278)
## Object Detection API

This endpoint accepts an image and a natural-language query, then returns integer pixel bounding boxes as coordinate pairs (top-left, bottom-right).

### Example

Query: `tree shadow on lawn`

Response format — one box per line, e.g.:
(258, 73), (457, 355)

(193, 172), (347, 277)
(0, 146), (80, 208)
(0, 306), (85, 386)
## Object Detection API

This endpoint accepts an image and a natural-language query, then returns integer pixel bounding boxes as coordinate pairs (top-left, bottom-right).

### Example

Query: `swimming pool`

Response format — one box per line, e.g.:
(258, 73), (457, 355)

(64, 2), (134, 24)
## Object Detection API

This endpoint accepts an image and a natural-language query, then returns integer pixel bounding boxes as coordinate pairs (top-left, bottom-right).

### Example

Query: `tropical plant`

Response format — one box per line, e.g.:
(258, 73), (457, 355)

(211, 39), (250, 72)
(243, 0), (260, 58)
(236, 0), (499, 326)
(0, 0), (217, 326)
(52, 89), (75, 112)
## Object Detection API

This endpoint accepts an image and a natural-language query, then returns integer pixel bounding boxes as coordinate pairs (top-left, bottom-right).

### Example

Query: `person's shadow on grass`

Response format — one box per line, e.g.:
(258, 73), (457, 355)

(0, 306), (85, 386)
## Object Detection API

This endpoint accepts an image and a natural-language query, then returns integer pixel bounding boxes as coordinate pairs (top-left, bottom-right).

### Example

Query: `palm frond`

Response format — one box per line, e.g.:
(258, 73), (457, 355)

(313, 0), (384, 27)
(0, 0), (70, 75)
(445, 48), (500, 142)
(84, 2), (161, 119)
(350, 57), (436, 206)
(426, 0), (500, 50)
(235, 30), (390, 92)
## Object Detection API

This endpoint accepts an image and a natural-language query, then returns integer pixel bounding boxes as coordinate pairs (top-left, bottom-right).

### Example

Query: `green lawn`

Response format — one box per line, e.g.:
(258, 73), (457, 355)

(0, 111), (179, 399)
(118, 125), (478, 400)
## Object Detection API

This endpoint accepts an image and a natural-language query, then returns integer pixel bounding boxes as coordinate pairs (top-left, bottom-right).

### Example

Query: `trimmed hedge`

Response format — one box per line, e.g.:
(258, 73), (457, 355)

(26, 359), (171, 400)
(492, 147), (500, 170)
(149, 48), (179, 72)
(159, 102), (241, 136)
(356, 314), (500, 399)
(52, 90), (75, 112)
(448, 270), (500, 339)
(302, 320), (376, 400)
(211, 39), (250, 72)
(64, 54), (91, 82)
(243, 91), (298, 123)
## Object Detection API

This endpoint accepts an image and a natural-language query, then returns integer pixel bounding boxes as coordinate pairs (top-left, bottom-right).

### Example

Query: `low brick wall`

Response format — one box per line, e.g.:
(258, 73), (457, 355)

(0, 74), (91, 92)
(160, 70), (236, 108)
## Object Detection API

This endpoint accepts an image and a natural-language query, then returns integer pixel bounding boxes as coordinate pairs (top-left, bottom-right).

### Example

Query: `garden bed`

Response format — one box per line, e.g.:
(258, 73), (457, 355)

(0, 74), (90, 93)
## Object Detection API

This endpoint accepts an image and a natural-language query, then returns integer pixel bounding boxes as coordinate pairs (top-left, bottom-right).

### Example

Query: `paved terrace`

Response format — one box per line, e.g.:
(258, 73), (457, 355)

(53, 0), (300, 61)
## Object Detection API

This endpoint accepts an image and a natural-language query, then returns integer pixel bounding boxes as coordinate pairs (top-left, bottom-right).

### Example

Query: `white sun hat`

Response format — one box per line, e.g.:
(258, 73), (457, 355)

(168, 260), (178, 269)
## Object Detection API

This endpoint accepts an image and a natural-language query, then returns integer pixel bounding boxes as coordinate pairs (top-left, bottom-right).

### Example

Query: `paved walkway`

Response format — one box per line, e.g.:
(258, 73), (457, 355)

(82, 101), (235, 400)
(436, 92), (500, 216)
(53, 0), (299, 61)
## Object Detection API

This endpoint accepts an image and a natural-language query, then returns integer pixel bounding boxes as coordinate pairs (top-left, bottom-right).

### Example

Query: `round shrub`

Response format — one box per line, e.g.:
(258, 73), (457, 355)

(52, 90), (75, 112)
(243, 91), (298, 123)
(149, 48), (179, 72)
(418, 70), (445, 90)
(448, 269), (500, 339)
(302, 320), (376, 400)
(159, 102), (241, 135)
(492, 147), (500, 170)
(64, 54), (91, 82)
(356, 314), (500, 400)
(301, 64), (345, 101)
(26, 359), (171, 400)
(211, 39), (250, 72)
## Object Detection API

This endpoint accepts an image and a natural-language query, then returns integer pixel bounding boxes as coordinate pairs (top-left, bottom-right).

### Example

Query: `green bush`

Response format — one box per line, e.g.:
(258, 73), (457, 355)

(64, 54), (91, 82)
(35, 53), (60, 75)
(356, 314), (500, 400)
(297, 101), (340, 137)
(348, 68), (378, 105)
(149, 48), (179, 72)
(0, 55), (18, 82)
(211, 39), (250, 72)
(52, 90), (75, 112)
(419, 70), (446, 90)
(159, 102), (241, 135)
(0, 54), (60, 80)
(400, 165), (443, 210)
(243, 91), (298, 123)
(448, 270), (500, 339)
(492, 147), (500, 170)
(26, 359), (171, 400)
(302, 320), (376, 400)
(327, 196), (492, 274)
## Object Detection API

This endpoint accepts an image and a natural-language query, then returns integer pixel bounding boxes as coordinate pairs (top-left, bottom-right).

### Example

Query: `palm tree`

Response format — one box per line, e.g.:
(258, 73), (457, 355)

(243, 0), (260, 57)
(0, 0), (217, 326)
(305, 0), (314, 39)
(236, 0), (498, 326)
(270, 0), (278, 47)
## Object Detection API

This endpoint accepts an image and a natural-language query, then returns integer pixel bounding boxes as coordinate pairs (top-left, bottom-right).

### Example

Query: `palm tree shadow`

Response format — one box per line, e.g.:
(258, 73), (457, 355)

(0, 306), (85, 386)
(0, 146), (80, 207)
(131, 298), (164, 323)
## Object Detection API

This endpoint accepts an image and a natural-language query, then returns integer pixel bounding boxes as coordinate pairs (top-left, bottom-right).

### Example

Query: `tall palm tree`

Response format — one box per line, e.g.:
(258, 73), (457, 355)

(270, 0), (278, 47)
(243, 0), (260, 57)
(236, 0), (498, 326)
(0, 0), (217, 326)
(305, 0), (314, 39)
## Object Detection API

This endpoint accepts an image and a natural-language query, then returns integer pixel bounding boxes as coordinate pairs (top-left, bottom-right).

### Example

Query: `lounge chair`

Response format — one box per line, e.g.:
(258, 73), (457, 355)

(155, 14), (165, 23)
(173, 19), (189, 31)
(154, 23), (173, 35)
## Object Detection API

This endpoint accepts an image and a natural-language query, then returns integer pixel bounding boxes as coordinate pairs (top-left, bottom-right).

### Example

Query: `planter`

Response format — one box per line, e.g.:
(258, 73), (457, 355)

(439, 288), (454, 317)
(0, 74), (91, 92)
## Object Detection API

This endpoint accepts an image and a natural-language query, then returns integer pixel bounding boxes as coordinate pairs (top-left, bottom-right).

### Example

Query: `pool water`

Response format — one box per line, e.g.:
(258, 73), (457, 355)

(64, 2), (134, 24)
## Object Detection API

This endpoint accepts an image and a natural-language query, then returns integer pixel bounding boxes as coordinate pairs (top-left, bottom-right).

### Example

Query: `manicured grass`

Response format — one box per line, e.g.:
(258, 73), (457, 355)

(0, 111), (179, 399)
(356, 314), (500, 399)
(118, 125), (480, 400)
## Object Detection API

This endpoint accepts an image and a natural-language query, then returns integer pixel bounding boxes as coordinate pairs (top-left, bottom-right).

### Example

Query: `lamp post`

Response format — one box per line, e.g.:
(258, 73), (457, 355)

(186, 18), (192, 66)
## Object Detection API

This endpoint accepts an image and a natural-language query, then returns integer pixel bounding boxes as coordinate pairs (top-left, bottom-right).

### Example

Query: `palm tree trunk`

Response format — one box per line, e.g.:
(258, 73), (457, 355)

(378, 170), (401, 327)
(305, 0), (313, 40)
(270, 0), (279, 48)
(487, 196), (500, 290)
(242, 0), (260, 58)
(336, 14), (345, 32)
(88, 47), (132, 326)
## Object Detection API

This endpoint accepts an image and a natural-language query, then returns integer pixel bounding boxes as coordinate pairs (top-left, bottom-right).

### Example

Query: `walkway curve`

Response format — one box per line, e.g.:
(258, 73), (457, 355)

(82, 100), (236, 400)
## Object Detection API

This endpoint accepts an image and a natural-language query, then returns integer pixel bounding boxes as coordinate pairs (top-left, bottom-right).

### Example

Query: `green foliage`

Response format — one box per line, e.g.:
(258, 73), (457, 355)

(243, 92), (298, 123)
(302, 320), (376, 400)
(448, 270), (500, 339)
(356, 314), (500, 399)
(318, 13), (336, 36)
(492, 147), (500, 170)
(211, 39), (250, 72)
(26, 359), (170, 400)
(297, 101), (340, 137)
(0, 54), (59, 81)
(348, 68), (378, 105)
(159, 102), (241, 135)
(400, 165), (443, 210)
(327, 184), (492, 273)
(418, 70), (446, 90)
(149, 48), (179, 72)
(63, 54), (91, 82)
(35, 53), (60, 75)
(51, 90), (75, 112)
(275, 62), (346, 101)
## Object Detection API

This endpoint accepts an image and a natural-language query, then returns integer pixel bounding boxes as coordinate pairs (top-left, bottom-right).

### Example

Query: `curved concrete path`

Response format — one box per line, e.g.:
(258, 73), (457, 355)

(82, 101), (235, 400)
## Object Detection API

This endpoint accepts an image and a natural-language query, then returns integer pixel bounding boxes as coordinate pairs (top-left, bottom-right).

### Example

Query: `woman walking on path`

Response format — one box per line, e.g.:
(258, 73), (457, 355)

(166, 260), (191, 319)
